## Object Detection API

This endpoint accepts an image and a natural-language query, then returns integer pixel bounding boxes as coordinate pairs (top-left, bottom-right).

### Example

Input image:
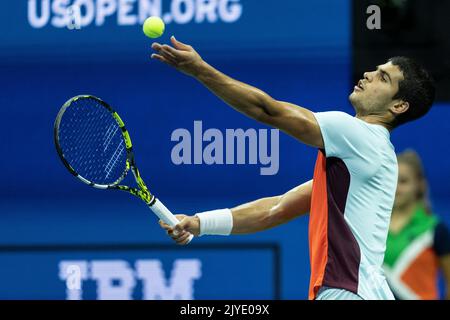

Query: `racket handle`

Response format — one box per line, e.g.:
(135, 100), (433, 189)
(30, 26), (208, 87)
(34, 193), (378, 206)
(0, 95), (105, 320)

(149, 198), (194, 244)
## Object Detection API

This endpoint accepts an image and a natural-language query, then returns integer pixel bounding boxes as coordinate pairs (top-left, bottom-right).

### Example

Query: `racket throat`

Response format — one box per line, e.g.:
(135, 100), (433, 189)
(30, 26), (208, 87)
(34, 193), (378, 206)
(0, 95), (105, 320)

(130, 166), (154, 204)
(139, 189), (154, 204)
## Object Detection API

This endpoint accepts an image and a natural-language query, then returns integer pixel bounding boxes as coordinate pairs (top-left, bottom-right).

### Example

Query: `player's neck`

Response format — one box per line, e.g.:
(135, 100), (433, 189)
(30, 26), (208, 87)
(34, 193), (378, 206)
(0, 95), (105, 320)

(356, 114), (393, 131)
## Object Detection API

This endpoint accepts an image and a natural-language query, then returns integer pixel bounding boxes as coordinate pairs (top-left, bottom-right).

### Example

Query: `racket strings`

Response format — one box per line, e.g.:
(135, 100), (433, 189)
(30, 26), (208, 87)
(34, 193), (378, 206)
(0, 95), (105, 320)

(104, 140), (125, 179)
(58, 98), (127, 185)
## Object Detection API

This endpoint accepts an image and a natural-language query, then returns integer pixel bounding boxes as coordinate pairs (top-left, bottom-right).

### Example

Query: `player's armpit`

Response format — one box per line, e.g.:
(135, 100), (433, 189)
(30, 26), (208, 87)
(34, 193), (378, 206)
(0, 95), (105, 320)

(259, 100), (324, 149)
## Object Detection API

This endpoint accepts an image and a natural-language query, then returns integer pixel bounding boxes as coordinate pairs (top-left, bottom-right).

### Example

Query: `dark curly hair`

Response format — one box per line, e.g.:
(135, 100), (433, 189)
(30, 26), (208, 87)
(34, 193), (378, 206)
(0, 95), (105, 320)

(389, 57), (435, 127)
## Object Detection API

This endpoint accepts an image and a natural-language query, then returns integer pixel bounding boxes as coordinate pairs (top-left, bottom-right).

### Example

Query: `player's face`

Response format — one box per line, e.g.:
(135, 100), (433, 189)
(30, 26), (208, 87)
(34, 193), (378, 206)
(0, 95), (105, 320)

(349, 62), (404, 115)
(394, 162), (421, 210)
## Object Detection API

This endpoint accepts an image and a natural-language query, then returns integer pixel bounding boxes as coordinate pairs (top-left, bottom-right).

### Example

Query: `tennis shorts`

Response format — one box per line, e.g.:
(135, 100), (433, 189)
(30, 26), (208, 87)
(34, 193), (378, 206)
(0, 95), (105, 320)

(315, 286), (363, 300)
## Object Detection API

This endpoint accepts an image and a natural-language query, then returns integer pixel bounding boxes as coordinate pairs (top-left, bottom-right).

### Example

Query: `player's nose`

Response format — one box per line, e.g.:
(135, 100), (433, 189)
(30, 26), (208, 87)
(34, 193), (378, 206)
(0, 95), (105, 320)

(363, 71), (372, 82)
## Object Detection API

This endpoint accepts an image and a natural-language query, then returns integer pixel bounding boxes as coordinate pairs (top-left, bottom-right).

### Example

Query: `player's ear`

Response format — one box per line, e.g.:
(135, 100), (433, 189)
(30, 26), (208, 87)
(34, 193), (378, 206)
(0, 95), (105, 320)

(390, 100), (409, 116)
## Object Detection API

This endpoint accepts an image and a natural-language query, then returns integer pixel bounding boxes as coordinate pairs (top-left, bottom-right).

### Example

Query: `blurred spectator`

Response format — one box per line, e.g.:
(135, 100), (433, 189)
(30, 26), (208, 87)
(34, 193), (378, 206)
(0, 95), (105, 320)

(384, 150), (450, 299)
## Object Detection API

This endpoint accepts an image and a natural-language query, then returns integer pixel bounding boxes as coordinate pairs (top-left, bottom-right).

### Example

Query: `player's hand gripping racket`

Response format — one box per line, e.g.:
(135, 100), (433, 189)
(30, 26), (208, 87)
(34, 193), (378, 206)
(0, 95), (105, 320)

(54, 95), (193, 243)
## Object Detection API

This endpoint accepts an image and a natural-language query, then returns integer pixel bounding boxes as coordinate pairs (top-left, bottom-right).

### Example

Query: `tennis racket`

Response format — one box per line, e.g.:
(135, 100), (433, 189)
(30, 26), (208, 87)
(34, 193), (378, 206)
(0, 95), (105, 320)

(54, 95), (193, 243)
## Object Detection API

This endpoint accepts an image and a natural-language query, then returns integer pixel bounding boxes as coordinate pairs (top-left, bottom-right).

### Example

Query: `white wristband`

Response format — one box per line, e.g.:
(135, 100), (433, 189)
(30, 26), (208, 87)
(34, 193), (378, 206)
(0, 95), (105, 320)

(195, 208), (233, 236)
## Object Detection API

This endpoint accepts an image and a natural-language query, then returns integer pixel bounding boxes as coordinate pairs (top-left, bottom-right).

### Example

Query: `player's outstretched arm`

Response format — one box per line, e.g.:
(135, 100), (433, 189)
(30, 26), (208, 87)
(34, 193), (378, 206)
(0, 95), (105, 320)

(159, 180), (313, 245)
(151, 37), (324, 148)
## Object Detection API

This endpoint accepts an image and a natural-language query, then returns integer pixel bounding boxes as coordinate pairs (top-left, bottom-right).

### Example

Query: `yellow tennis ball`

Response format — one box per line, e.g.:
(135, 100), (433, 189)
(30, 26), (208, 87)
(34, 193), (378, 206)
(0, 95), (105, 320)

(143, 16), (165, 39)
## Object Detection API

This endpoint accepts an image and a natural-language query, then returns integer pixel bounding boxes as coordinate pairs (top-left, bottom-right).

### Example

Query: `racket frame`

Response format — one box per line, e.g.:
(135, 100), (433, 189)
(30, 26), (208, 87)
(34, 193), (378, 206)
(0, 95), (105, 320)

(54, 95), (154, 204)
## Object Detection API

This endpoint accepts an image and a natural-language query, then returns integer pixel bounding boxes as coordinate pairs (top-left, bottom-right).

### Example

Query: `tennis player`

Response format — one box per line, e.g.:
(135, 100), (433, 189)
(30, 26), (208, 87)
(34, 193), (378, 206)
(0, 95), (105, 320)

(152, 36), (435, 300)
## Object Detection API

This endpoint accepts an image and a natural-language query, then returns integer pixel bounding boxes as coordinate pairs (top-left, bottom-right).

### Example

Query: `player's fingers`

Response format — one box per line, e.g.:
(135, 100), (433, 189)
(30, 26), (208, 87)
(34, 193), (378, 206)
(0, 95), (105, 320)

(162, 44), (181, 57)
(151, 42), (163, 51)
(174, 214), (186, 221)
(174, 217), (191, 233)
(153, 44), (177, 63)
(171, 215), (188, 235)
(159, 50), (178, 65)
(158, 219), (171, 229)
(175, 232), (191, 245)
(151, 54), (174, 66)
(179, 232), (193, 245)
(174, 224), (183, 234)
(177, 238), (190, 246)
(171, 36), (192, 51)
(171, 229), (187, 241)
(152, 43), (177, 62)
(159, 45), (176, 58)
(151, 53), (165, 61)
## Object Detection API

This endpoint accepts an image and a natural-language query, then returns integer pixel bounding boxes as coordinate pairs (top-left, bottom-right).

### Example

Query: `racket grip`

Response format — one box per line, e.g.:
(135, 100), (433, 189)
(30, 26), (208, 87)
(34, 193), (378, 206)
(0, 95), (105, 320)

(149, 198), (194, 244)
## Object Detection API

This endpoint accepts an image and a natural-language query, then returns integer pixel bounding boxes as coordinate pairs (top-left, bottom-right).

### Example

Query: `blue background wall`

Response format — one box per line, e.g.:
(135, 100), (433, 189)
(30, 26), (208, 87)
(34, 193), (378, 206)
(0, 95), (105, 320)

(0, 0), (448, 299)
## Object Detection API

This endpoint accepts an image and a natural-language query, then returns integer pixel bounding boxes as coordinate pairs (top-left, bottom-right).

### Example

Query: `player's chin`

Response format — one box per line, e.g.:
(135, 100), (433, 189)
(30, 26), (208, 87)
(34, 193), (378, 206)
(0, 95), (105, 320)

(349, 90), (359, 100)
(348, 91), (362, 106)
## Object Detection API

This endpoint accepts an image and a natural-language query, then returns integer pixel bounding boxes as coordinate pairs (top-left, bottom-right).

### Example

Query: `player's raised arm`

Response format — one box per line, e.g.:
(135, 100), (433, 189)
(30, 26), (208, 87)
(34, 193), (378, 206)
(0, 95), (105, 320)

(151, 37), (324, 149)
(159, 180), (313, 245)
